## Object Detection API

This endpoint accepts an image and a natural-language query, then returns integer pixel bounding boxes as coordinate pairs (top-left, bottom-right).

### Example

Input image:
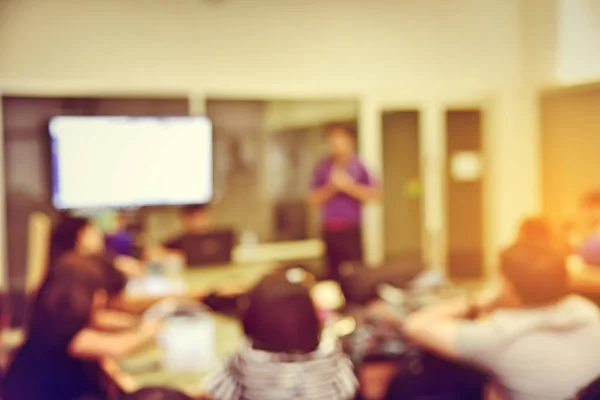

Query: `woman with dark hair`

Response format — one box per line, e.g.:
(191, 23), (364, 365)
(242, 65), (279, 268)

(50, 212), (144, 278)
(49, 214), (103, 265)
(48, 212), (143, 330)
(1, 253), (163, 400)
(207, 271), (357, 400)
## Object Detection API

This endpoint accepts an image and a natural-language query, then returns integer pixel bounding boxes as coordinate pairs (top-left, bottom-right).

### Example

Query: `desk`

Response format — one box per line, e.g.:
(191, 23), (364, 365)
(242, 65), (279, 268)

(103, 314), (242, 399)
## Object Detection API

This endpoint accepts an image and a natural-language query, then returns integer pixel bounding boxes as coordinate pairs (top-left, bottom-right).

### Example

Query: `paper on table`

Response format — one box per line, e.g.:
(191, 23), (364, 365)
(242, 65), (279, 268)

(159, 315), (216, 372)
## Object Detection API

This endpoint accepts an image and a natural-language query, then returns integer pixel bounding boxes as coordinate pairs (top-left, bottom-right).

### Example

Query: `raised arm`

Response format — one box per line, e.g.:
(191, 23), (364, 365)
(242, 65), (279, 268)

(400, 296), (472, 359)
(369, 286), (501, 361)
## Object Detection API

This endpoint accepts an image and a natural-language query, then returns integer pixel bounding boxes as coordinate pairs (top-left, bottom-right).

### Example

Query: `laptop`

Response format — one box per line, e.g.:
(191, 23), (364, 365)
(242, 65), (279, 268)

(174, 230), (235, 267)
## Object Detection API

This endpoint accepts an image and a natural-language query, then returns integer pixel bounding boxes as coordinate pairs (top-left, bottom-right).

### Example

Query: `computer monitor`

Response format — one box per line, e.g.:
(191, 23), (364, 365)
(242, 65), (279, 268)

(49, 115), (213, 210)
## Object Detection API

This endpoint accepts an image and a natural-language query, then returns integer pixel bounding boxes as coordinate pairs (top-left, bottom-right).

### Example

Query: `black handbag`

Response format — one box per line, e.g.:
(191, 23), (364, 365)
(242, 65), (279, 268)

(342, 315), (486, 400)
(383, 351), (486, 400)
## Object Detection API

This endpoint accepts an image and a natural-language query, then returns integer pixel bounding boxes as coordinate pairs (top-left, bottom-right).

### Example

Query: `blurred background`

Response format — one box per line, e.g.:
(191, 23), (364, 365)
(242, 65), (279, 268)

(2, 1), (600, 399)
(0, 0), (599, 305)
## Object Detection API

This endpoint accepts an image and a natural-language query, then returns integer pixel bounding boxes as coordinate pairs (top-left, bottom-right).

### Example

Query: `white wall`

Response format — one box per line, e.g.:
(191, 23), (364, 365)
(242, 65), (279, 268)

(516, 0), (600, 86)
(556, 0), (600, 84)
(0, 0), (536, 287)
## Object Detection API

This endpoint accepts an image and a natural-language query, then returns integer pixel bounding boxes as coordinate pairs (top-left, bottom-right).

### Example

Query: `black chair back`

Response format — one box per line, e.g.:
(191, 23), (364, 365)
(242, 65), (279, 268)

(383, 352), (486, 400)
(339, 262), (424, 305)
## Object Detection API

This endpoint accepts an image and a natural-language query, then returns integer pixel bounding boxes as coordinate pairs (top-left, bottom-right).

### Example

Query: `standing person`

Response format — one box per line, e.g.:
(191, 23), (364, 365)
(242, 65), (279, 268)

(309, 126), (380, 280)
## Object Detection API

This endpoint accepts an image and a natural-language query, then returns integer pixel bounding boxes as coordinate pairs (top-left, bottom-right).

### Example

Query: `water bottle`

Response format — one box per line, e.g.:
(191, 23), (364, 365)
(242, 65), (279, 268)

(240, 230), (259, 260)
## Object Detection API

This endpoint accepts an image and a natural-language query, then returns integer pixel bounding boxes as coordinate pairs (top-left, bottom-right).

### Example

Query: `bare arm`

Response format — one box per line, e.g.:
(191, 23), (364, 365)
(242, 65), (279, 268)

(70, 320), (161, 359)
(369, 294), (478, 359)
(92, 309), (140, 331)
(401, 296), (472, 359)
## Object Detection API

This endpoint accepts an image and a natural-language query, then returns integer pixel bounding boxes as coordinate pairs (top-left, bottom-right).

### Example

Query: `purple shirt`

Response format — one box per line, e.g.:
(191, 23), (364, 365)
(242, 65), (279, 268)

(311, 156), (375, 228)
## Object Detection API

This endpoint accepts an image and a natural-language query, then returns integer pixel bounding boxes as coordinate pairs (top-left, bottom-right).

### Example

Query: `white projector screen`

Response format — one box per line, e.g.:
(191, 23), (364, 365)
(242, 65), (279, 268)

(49, 116), (213, 210)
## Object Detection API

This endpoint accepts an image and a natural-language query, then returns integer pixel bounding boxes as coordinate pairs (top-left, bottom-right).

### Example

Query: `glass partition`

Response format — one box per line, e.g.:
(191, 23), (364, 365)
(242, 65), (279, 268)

(206, 98), (358, 243)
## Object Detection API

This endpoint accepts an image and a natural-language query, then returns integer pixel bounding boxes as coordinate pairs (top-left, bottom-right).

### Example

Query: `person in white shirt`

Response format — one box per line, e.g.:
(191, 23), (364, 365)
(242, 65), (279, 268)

(371, 221), (600, 400)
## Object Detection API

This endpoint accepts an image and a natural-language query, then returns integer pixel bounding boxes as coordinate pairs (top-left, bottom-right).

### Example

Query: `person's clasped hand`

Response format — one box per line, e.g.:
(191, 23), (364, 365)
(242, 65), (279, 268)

(330, 167), (354, 191)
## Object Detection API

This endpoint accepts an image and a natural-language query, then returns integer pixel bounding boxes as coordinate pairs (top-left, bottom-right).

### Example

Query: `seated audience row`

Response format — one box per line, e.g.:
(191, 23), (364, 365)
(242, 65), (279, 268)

(7, 193), (600, 400)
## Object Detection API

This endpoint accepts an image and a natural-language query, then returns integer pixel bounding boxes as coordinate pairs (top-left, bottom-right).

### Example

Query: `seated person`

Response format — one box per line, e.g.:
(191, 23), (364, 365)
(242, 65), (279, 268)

(502, 217), (600, 302)
(371, 230), (600, 400)
(49, 213), (144, 326)
(124, 387), (192, 400)
(100, 211), (137, 257)
(207, 271), (357, 400)
(149, 204), (233, 266)
(50, 212), (144, 279)
(1, 253), (163, 400)
(165, 204), (212, 249)
(105, 228), (135, 257)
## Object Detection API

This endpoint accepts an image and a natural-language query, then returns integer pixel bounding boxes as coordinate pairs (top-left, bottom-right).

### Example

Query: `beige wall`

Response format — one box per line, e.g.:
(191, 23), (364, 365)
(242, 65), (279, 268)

(541, 85), (600, 224)
(264, 101), (358, 133)
(0, 0), (522, 91)
(0, 0), (546, 287)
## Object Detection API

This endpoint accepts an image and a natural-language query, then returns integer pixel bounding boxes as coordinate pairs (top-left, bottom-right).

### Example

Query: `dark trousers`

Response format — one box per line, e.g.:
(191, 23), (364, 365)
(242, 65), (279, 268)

(323, 226), (363, 281)
(383, 352), (486, 400)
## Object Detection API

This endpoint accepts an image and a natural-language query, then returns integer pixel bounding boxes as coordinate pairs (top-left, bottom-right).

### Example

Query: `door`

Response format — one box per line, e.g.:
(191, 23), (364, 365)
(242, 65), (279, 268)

(382, 111), (423, 264)
(446, 110), (484, 278)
